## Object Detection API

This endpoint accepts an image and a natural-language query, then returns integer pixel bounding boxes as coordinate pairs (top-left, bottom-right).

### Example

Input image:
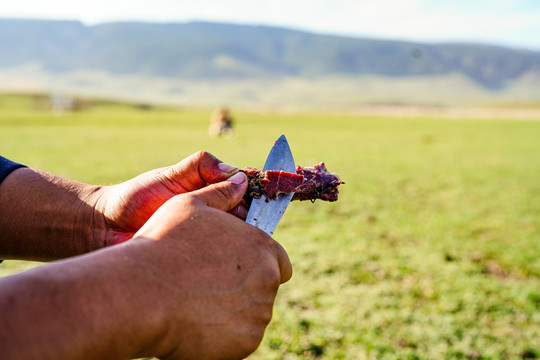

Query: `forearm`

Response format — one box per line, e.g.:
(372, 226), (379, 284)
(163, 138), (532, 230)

(0, 241), (167, 360)
(0, 168), (105, 260)
(0, 175), (290, 360)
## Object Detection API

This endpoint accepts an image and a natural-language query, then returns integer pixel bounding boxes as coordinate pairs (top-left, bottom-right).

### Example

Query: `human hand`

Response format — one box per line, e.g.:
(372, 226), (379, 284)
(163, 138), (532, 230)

(0, 151), (247, 261)
(93, 151), (246, 247)
(126, 171), (292, 359)
(0, 171), (291, 360)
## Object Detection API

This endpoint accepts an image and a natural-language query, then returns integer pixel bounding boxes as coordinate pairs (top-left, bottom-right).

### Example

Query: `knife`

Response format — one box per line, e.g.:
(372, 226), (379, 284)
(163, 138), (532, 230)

(245, 135), (296, 236)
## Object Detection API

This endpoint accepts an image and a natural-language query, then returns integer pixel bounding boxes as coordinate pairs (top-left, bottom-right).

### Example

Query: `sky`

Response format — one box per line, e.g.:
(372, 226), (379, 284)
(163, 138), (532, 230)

(1, 0), (540, 50)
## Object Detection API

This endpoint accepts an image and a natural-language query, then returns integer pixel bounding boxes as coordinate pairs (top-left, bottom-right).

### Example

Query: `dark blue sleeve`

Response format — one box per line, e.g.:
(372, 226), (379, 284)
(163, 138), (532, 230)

(0, 156), (26, 185)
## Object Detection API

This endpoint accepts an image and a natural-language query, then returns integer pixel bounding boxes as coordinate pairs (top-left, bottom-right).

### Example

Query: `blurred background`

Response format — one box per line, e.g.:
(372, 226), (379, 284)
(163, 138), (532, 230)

(1, 1), (540, 359)
(1, 0), (540, 112)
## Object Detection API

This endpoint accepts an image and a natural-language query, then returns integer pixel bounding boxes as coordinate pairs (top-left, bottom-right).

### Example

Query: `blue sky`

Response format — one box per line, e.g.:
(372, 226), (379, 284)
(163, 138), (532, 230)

(1, 0), (540, 50)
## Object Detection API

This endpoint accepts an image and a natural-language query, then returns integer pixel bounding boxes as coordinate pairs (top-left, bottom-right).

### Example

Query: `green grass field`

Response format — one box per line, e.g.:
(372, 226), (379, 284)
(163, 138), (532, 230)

(1, 94), (540, 359)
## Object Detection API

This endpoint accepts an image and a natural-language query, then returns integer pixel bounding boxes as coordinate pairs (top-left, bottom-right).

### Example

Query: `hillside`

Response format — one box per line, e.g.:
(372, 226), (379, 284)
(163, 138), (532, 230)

(1, 18), (540, 108)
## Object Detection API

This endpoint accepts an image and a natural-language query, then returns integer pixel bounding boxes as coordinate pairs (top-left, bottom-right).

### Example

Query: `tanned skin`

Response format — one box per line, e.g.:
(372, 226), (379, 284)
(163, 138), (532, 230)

(0, 151), (292, 360)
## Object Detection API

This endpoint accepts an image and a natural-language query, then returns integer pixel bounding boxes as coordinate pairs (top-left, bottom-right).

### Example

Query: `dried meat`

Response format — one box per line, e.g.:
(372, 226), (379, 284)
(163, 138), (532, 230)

(241, 162), (343, 204)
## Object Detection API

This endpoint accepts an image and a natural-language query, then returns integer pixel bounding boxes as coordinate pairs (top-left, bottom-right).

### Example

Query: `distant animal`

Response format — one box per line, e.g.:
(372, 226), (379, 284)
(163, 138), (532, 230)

(209, 108), (235, 138)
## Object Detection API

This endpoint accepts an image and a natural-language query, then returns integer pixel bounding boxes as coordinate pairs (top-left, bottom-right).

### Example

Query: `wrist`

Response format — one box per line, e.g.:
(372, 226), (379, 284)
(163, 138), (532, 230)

(0, 168), (107, 260)
(109, 238), (175, 358)
(72, 183), (109, 252)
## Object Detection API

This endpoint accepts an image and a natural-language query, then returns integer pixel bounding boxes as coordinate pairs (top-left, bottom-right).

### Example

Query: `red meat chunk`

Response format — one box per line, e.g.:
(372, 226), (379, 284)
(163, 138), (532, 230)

(241, 168), (304, 201)
(241, 162), (342, 203)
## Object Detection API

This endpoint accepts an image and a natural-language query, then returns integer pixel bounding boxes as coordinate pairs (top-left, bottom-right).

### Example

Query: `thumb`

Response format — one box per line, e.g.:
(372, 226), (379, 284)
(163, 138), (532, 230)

(190, 172), (248, 212)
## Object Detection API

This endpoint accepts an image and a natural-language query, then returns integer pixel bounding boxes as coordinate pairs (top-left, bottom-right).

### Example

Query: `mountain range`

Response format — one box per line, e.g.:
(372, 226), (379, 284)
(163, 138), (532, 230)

(1, 18), (539, 108)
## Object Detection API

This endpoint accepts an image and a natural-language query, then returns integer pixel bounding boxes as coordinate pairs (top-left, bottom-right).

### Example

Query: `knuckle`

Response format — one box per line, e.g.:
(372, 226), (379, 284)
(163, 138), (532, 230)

(194, 150), (216, 165)
(260, 307), (274, 325)
(237, 326), (266, 357)
(216, 184), (233, 200)
(158, 168), (183, 192)
(263, 264), (282, 291)
(212, 184), (236, 209)
(252, 251), (282, 291)
(252, 234), (292, 285)
(193, 150), (207, 159)
(250, 227), (274, 246)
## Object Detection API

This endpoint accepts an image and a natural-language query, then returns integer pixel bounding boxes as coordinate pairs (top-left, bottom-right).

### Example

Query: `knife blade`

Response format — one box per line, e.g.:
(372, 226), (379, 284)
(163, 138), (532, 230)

(245, 135), (296, 236)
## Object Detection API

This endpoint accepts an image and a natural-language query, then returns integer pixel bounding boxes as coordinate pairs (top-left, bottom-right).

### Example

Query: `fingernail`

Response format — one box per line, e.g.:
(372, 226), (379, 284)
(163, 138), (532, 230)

(218, 162), (238, 174)
(228, 172), (246, 185)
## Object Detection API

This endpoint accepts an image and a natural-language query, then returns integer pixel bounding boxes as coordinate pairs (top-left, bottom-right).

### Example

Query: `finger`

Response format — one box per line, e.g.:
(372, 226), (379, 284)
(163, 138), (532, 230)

(161, 151), (240, 192)
(189, 172), (248, 212)
(227, 202), (248, 220)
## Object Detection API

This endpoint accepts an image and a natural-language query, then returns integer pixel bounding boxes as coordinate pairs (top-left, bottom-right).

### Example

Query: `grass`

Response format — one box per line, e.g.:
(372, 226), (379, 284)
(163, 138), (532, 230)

(1, 93), (540, 359)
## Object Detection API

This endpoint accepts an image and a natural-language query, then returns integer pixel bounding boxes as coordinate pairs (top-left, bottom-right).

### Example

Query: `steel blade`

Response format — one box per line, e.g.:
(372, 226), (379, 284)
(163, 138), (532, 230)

(261, 135), (296, 173)
(245, 135), (296, 235)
